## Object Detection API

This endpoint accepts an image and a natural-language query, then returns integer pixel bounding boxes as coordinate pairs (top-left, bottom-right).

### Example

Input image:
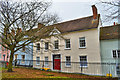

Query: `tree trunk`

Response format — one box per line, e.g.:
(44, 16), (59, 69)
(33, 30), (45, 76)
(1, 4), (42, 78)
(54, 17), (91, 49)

(7, 50), (14, 72)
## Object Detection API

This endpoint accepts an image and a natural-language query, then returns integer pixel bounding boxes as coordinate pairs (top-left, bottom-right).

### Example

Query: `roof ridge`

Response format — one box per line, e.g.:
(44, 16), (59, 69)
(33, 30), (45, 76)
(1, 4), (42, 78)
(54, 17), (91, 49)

(49, 14), (100, 26)
(101, 24), (120, 28)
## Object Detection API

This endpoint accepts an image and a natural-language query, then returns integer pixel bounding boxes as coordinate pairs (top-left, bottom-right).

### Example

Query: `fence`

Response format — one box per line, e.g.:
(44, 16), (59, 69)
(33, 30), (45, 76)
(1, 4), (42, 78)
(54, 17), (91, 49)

(0, 61), (7, 68)
(15, 59), (119, 77)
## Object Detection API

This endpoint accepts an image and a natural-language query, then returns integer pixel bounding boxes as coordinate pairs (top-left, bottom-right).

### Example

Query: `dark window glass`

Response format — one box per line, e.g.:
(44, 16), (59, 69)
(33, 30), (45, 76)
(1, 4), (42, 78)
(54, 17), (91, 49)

(65, 39), (71, 48)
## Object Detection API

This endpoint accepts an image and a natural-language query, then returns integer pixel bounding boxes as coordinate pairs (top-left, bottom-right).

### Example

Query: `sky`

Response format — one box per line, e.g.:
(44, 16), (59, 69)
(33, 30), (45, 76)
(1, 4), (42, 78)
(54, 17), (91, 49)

(49, 0), (117, 26)
(12, 0), (118, 26)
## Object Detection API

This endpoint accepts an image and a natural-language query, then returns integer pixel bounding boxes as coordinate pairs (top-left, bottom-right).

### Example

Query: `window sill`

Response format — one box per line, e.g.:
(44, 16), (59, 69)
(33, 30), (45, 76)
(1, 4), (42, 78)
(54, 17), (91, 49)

(79, 66), (88, 68)
(65, 66), (71, 68)
(44, 65), (49, 67)
(53, 49), (59, 51)
(79, 47), (86, 49)
(44, 50), (48, 52)
(36, 64), (40, 66)
(36, 50), (40, 52)
(64, 48), (71, 50)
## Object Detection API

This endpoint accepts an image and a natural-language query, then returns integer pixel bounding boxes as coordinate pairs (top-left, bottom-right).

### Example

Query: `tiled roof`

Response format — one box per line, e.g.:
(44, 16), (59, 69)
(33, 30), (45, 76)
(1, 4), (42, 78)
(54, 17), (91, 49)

(100, 24), (120, 40)
(50, 14), (100, 33)
(29, 14), (100, 38)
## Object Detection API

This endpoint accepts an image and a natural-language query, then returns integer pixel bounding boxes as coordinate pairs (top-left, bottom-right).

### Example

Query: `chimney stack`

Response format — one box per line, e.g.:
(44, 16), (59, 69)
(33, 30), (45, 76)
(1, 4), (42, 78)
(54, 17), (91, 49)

(114, 22), (116, 25)
(38, 23), (44, 28)
(92, 5), (98, 19)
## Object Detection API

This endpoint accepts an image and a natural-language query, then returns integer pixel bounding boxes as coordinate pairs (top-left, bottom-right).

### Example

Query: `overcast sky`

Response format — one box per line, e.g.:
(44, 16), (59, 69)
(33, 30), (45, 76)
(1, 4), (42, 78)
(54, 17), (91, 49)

(12, 0), (118, 26)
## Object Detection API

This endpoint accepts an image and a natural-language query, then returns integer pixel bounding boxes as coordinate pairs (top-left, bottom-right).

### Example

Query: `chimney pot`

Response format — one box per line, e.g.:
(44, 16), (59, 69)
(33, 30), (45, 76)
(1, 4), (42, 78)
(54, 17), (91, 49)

(92, 5), (98, 19)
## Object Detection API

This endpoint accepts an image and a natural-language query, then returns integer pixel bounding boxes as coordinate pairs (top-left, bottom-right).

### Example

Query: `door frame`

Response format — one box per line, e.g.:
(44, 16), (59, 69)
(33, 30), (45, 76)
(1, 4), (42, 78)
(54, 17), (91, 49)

(51, 53), (61, 71)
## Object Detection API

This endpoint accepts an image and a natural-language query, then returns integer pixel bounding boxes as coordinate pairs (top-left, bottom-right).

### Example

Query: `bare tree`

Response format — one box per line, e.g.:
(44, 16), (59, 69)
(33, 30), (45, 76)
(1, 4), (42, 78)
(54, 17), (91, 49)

(97, 0), (120, 25)
(0, 0), (60, 72)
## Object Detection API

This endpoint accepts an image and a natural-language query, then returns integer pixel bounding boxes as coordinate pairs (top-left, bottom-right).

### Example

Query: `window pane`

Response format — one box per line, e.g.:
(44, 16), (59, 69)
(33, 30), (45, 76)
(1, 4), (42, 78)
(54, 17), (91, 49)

(54, 40), (59, 49)
(45, 42), (49, 50)
(22, 45), (25, 51)
(22, 55), (25, 60)
(65, 39), (71, 48)
(118, 50), (120, 58)
(80, 56), (87, 67)
(79, 37), (86, 48)
(37, 43), (40, 50)
(45, 57), (48, 66)
(66, 56), (71, 66)
(113, 50), (117, 58)
(36, 57), (40, 65)
(0, 54), (1, 59)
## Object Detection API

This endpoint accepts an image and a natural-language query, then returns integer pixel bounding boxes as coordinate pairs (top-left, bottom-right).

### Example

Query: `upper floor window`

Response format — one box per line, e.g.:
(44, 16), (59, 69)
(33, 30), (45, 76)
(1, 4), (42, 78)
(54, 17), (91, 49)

(65, 56), (71, 67)
(22, 45), (25, 52)
(80, 56), (87, 67)
(36, 43), (40, 50)
(0, 46), (2, 51)
(22, 55), (25, 60)
(79, 37), (86, 48)
(14, 54), (18, 60)
(2, 47), (5, 51)
(54, 40), (59, 50)
(0, 54), (1, 59)
(113, 50), (120, 58)
(65, 39), (71, 49)
(45, 42), (49, 50)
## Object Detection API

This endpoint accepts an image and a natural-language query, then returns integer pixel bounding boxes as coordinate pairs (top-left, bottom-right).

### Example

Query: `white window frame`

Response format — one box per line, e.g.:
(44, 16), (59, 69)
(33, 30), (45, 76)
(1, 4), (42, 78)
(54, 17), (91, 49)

(79, 56), (88, 67)
(36, 57), (40, 65)
(54, 40), (59, 50)
(79, 37), (86, 48)
(65, 39), (71, 49)
(45, 56), (48, 67)
(65, 56), (71, 67)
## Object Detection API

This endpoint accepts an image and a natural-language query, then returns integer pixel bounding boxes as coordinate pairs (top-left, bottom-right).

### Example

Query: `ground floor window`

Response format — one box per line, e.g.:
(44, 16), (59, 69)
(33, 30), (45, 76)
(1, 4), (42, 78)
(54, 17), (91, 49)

(36, 57), (40, 65)
(79, 56), (87, 67)
(112, 50), (120, 58)
(45, 56), (48, 66)
(65, 56), (71, 67)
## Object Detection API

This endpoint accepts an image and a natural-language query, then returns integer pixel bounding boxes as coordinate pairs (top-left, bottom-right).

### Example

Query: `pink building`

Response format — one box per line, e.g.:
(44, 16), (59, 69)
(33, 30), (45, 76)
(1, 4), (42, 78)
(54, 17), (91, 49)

(0, 44), (10, 62)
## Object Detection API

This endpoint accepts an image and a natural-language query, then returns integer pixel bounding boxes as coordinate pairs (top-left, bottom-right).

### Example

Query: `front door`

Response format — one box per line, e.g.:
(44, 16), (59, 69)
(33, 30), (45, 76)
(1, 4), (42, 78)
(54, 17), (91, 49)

(53, 54), (61, 70)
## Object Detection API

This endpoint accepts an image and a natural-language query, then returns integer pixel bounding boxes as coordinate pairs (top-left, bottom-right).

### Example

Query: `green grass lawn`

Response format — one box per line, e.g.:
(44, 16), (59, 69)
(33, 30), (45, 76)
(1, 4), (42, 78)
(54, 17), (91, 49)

(1, 67), (118, 80)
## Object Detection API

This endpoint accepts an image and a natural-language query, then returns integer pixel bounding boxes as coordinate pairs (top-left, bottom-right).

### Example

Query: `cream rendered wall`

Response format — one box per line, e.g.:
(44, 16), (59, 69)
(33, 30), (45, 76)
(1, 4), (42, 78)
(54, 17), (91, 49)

(33, 28), (101, 62)
(33, 28), (101, 75)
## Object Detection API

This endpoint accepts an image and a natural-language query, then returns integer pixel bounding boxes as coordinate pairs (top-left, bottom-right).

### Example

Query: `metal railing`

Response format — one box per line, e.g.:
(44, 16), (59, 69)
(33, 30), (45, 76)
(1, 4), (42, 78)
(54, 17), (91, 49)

(14, 59), (120, 77)
(0, 61), (7, 68)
